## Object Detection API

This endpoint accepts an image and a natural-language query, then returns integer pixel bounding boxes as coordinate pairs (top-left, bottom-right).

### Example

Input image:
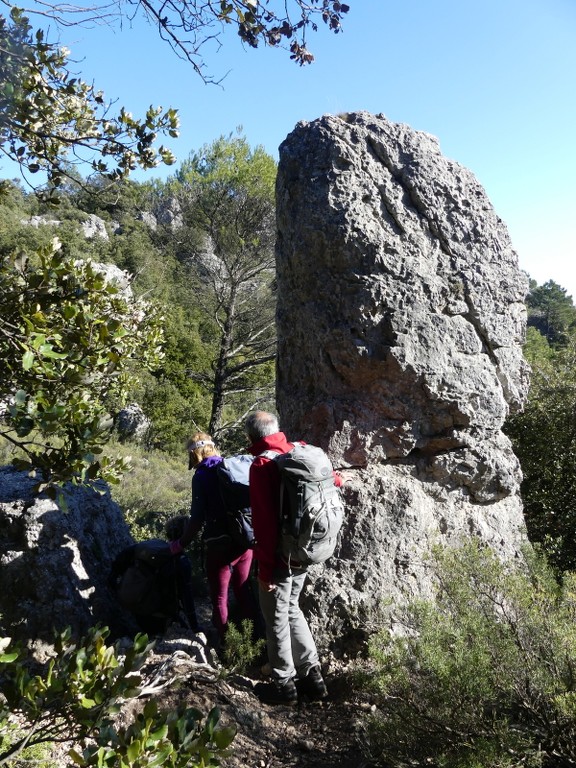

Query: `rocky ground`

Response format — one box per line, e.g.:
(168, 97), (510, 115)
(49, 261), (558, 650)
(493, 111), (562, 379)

(133, 625), (378, 768)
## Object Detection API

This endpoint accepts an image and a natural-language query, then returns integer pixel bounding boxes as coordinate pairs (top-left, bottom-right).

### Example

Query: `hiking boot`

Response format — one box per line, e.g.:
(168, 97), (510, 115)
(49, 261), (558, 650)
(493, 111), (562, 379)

(254, 678), (298, 706)
(297, 665), (328, 701)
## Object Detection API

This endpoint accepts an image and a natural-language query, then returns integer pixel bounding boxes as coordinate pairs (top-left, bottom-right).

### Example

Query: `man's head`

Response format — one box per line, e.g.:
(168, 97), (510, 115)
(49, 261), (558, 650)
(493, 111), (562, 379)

(245, 411), (280, 443)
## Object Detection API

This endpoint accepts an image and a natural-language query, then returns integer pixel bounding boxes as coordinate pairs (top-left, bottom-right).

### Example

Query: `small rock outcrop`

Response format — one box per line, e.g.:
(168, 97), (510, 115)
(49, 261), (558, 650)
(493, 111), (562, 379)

(22, 215), (61, 228)
(156, 196), (184, 231)
(116, 403), (151, 443)
(0, 467), (134, 644)
(81, 213), (109, 240)
(275, 112), (530, 650)
(137, 210), (158, 230)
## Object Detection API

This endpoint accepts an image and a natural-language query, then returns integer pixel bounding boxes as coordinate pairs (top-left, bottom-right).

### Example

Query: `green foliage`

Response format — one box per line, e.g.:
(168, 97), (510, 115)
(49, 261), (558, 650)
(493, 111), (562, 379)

(0, 240), (164, 485)
(360, 541), (576, 768)
(174, 132), (277, 194)
(506, 332), (576, 573)
(220, 620), (265, 675)
(160, 133), (277, 438)
(0, 723), (57, 768)
(527, 279), (576, 348)
(0, 132), (277, 468)
(71, 701), (236, 768)
(0, 627), (236, 767)
(107, 440), (191, 538)
(523, 326), (555, 368)
(138, 305), (213, 453)
(0, 8), (178, 196)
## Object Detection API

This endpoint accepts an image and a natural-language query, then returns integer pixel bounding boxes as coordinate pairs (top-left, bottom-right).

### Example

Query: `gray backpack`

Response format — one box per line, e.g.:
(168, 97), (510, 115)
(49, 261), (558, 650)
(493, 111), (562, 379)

(262, 443), (344, 566)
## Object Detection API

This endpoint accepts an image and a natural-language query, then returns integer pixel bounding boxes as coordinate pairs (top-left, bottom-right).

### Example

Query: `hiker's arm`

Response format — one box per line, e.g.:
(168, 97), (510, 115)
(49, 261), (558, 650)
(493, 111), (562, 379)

(258, 578), (276, 592)
(108, 545), (135, 588)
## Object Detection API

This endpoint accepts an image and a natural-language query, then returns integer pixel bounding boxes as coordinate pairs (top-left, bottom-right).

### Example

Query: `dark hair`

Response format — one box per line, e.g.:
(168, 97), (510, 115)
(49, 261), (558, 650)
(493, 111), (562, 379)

(165, 515), (188, 541)
(245, 411), (279, 442)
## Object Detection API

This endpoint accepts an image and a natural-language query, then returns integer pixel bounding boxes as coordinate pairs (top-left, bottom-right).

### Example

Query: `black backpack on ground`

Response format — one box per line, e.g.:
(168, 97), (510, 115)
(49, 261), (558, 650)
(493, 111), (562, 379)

(114, 540), (178, 617)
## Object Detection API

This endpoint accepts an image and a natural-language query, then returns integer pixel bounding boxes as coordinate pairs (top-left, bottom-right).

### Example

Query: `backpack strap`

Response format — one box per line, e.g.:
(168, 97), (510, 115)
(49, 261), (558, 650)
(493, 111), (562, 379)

(259, 449), (281, 460)
(257, 447), (298, 570)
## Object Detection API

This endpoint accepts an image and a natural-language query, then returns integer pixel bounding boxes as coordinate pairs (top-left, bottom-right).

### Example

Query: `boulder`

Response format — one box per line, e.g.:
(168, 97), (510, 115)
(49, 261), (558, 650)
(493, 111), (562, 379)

(0, 467), (135, 645)
(116, 403), (151, 442)
(137, 210), (157, 230)
(156, 196), (184, 231)
(22, 215), (61, 228)
(275, 112), (530, 651)
(81, 213), (109, 240)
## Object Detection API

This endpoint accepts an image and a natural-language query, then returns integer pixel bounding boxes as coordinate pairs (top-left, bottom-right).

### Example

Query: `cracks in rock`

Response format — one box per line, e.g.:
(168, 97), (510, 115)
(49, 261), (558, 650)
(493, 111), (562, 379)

(462, 296), (500, 367)
(375, 184), (405, 236)
(365, 135), (453, 258)
(361, 130), (503, 373)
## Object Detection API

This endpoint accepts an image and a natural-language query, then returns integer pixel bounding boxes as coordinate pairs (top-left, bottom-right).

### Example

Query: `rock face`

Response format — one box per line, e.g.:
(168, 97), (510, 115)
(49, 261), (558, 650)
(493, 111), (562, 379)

(116, 403), (151, 442)
(156, 196), (184, 231)
(275, 112), (530, 650)
(0, 467), (135, 644)
(81, 213), (110, 240)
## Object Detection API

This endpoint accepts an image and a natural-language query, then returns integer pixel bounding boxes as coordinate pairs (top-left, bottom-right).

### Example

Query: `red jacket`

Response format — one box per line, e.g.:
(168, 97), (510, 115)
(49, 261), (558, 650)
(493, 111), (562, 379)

(248, 431), (343, 584)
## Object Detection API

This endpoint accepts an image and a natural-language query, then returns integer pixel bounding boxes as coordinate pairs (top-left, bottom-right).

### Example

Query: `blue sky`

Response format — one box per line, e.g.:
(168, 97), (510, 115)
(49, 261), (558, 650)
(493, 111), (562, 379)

(6, 0), (576, 299)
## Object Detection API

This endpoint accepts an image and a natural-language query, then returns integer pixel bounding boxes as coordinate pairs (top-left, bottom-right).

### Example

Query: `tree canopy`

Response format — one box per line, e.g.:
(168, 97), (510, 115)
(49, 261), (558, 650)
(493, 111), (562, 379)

(526, 279), (576, 347)
(0, 236), (164, 486)
(158, 133), (277, 443)
(1, 1), (351, 194)
(505, 283), (576, 572)
(0, 9), (179, 195)
(506, 331), (576, 573)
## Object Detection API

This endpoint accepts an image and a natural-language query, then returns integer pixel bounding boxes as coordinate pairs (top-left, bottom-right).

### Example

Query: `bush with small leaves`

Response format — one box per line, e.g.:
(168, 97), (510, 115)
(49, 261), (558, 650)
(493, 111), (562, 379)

(0, 9), (178, 196)
(359, 541), (576, 768)
(0, 240), (164, 487)
(0, 627), (236, 767)
(221, 620), (265, 675)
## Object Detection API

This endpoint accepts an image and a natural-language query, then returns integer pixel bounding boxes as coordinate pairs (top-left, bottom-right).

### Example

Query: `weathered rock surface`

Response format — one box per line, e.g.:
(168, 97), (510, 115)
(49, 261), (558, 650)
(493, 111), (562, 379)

(81, 213), (109, 240)
(275, 111), (530, 650)
(0, 467), (134, 644)
(156, 196), (184, 231)
(116, 402), (151, 442)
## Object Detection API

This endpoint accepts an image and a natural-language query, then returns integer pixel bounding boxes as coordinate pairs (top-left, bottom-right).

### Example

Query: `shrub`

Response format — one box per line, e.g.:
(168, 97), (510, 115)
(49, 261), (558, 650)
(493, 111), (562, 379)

(221, 620), (265, 675)
(360, 541), (576, 768)
(106, 440), (191, 540)
(0, 626), (236, 767)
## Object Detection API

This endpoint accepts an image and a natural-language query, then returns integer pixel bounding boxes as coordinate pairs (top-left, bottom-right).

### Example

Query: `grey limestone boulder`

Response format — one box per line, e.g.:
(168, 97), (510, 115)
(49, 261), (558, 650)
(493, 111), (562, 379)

(81, 213), (109, 240)
(156, 196), (184, 231)
(275, 112), (530, 651)
(0, 467), (134, 644)
(116, 403), (151, 443)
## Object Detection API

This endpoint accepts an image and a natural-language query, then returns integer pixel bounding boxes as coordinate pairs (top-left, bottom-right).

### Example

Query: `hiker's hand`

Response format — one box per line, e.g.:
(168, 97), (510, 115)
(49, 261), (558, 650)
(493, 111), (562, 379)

(169, 540), (183, 555)
(259, 578), (276, 592)
(337, 469), (355, 485)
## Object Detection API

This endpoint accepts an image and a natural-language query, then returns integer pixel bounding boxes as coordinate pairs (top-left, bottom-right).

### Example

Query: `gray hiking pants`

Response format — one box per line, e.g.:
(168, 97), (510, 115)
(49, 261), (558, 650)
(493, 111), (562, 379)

(258, 567), (320, 684)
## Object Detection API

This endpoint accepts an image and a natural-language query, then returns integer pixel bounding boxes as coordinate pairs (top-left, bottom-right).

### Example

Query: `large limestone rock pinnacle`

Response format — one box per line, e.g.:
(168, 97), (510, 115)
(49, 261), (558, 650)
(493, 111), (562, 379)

(275, 112), (530, 649)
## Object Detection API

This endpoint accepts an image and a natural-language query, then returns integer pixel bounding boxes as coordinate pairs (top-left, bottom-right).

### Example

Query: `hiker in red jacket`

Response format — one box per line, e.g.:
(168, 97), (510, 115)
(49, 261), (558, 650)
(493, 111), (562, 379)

(246, 410), (347, 705)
